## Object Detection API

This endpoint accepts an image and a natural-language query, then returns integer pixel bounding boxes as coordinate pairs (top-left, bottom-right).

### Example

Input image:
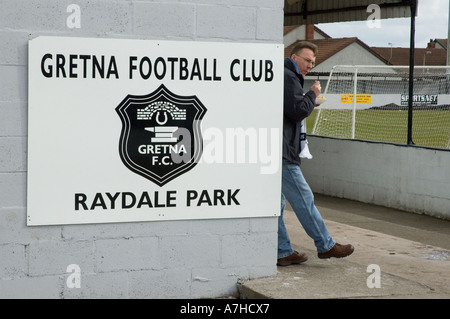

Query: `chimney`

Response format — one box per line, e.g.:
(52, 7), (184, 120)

(305, 24), (314, 40)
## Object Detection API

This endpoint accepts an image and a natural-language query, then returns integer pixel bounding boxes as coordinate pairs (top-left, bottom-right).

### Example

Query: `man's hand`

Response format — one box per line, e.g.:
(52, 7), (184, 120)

(310, 80), (321, 97)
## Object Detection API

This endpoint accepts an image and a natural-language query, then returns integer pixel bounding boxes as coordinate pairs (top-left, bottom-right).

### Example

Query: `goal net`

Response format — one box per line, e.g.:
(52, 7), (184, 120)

(310, 65), (450, 149)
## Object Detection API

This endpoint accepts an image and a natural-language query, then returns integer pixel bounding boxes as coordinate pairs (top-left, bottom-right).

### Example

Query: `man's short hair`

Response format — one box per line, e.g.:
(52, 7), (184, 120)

(290, 41), (318, 56)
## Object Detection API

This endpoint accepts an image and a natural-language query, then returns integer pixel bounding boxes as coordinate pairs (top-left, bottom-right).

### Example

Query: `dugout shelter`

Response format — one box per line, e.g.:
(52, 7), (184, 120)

(284, 0), (419, 144)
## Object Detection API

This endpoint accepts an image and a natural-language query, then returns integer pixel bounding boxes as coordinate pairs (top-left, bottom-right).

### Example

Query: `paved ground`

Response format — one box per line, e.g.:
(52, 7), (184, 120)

(239, 194), (450, 299)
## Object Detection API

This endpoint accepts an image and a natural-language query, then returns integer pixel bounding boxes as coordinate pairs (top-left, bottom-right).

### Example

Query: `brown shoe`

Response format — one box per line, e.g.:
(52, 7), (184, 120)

(277, 251), (308, 266)
(318, 243), (354, 259)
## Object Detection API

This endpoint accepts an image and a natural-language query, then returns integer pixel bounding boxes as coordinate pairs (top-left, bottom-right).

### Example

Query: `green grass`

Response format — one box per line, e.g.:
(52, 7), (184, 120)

(306, 109), (450, 149)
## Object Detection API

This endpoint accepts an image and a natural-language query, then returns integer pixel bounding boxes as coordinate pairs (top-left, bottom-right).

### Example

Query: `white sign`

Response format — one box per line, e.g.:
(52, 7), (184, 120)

(27, 36), (283, 226)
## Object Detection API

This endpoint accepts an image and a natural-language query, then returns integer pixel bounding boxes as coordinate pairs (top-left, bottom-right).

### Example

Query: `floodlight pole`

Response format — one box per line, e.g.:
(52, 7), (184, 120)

(407, 0), (417, 145)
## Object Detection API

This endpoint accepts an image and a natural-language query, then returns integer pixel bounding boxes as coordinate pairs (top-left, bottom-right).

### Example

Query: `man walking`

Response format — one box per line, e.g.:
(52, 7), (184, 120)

(278, 41), (354, 266)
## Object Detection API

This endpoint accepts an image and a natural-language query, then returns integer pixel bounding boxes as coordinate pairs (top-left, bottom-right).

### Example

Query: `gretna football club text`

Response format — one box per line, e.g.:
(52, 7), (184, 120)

(40, 54), (275, 82)
(28, 37), (283, 225)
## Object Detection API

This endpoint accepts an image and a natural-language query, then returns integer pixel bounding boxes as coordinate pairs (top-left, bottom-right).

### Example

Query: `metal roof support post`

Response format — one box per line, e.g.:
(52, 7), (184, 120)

(407, 0), (417, 145)
(447, 1), (450, 67)
(352, 67), (358, 139)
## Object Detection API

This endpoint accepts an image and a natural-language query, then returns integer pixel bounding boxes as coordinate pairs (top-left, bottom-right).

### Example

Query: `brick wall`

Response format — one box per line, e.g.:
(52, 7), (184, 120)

(0, 0), (284, 298)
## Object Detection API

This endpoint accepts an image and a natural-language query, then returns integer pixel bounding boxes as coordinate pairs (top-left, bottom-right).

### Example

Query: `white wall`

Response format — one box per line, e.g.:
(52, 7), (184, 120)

(0, 0), (284, 298)
(303, 136), (450, 220)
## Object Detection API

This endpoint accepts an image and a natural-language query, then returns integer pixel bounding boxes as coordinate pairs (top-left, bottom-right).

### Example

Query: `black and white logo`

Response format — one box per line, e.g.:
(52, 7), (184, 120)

(116, 84), (207, 186)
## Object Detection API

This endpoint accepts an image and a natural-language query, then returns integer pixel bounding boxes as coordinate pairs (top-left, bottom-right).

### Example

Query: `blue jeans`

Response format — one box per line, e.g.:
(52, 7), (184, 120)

(278, 162), (335, 258)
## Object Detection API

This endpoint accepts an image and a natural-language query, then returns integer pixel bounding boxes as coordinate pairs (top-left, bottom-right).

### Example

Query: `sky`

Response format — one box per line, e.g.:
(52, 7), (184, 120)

(317, 0), (449, 48)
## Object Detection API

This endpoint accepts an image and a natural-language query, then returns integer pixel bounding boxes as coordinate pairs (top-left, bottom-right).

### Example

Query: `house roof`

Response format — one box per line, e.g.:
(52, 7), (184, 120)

(283, 25), (448, 68)
(283, 25), (298, 36)
(283, 25), (331, 38)
(285, 37), (390, 65)
(429, 39), (448, 50)
(372, 47), (447, 66)
(312, 26), (331, 39)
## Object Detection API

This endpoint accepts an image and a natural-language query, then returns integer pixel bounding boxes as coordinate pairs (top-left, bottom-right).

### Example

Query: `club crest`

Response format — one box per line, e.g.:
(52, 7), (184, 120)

(116, 84), (207, 186)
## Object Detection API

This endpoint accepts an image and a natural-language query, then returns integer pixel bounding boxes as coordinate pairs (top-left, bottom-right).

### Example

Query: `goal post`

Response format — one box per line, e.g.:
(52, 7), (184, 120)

(311, 65), (450, 149)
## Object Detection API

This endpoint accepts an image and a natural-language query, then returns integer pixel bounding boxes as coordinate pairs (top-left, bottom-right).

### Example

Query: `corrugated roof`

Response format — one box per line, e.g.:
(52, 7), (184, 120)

(284, 0), (412, 25)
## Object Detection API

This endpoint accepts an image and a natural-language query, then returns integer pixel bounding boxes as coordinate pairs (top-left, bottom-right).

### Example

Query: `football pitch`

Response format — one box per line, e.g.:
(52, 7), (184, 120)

(306, 109), (450, 149)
